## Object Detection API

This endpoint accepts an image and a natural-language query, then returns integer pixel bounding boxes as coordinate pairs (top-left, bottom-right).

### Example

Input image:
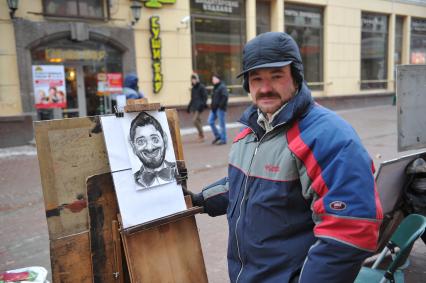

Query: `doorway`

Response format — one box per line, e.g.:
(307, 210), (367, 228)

(63, 65), (116, 118)
(63, 66), (86, 118)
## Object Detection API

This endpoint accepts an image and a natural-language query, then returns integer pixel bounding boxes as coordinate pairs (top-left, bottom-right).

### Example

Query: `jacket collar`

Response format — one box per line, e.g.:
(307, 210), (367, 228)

(239, 82), (314, 137)
(213, 82), (222, 89)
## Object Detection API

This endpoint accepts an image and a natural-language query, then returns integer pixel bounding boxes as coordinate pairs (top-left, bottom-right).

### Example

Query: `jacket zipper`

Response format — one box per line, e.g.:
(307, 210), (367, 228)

(235, 143), (258, 283)
(234, 121), (288, 283)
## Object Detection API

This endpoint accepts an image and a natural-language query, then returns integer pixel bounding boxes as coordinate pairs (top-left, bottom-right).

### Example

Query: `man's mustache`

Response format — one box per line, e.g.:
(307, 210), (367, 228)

(256, 92), (280, 100)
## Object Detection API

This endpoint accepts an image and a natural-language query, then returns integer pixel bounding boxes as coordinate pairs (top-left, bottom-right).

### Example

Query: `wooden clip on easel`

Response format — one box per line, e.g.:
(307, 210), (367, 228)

(35, 100), (208, 282)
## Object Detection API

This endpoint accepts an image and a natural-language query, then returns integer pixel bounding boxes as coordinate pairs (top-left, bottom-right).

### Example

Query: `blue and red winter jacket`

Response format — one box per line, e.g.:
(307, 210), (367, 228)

(198, 83), (383, 283)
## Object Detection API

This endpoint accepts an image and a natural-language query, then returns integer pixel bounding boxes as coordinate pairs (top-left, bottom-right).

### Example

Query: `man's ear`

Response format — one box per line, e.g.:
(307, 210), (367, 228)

(129, 135), (138, 155)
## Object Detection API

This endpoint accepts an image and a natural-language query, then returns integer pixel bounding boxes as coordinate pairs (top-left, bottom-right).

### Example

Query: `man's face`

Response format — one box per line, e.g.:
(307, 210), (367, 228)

(133, 124), (166, 169)
(191, 78), (197, 85)
(212, 76), (220, 85)
(248, 66), (297, 118)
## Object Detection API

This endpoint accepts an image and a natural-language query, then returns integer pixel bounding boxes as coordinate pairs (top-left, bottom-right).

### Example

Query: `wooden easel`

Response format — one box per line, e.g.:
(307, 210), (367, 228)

(34, 101), (208, 282)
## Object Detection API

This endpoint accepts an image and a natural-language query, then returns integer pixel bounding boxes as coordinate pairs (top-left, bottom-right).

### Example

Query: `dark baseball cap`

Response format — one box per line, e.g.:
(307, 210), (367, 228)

(237, 32), (302, 78)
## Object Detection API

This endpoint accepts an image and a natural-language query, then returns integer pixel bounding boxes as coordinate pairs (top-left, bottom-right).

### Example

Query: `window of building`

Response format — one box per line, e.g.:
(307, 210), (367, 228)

(190, 0), (246, 96)
(284, 4), (323, 91)
(361, 12), (389, 90)
(43, 0), (105, 19)
(256, 1), (271, 35)
(410, 18), (426, 64)
(394, 16), (404, 66)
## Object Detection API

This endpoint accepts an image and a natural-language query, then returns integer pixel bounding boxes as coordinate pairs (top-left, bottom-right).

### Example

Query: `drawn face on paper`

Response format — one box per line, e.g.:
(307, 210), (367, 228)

(132, 124), (166, 169)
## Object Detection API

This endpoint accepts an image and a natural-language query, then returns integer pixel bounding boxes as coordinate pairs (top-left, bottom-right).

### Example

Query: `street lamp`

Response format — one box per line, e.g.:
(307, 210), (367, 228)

(7, 0), (19, 19)
(130, 0), (142, 26)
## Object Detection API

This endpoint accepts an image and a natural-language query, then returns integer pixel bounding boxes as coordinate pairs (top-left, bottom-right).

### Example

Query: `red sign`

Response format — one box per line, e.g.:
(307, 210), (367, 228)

(97, 73), (123, 95)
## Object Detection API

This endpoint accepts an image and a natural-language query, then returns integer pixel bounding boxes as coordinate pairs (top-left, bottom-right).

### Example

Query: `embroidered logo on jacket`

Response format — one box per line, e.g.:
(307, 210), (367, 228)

(330, 201), (347, 211)
(265, 164), (280, 173)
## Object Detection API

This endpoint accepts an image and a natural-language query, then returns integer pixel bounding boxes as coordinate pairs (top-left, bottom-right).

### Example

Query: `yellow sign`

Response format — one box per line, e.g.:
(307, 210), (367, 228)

(150, 16), (163, 94)
(145, 0), (176, 9)
(45, 49), (106, 61)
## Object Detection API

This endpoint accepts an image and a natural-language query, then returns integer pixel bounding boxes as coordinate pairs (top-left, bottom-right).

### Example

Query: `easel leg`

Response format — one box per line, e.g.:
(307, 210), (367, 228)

(112, 220), (124, 283)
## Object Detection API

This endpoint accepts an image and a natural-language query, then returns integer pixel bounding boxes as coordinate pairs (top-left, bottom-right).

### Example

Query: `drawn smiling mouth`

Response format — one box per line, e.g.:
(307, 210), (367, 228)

(142, 148), (160, 159)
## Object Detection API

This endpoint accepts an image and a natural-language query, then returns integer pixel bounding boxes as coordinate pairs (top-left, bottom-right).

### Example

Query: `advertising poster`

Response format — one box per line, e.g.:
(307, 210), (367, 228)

(32, 65), (67, 109)
(97, 73), (123, 96)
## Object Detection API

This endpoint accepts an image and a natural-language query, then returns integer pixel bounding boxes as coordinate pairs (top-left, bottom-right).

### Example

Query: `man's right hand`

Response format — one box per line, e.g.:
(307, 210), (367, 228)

(182, 187), (205, 207)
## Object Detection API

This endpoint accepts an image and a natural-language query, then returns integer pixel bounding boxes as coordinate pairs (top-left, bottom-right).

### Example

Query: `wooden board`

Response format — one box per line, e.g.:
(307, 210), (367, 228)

(87, 173), (123, 283)
(124, 103), (161, 112)
(122, 217), (208, 283)
(166, 109), (185, 160)
(35, 108), (207, 283)
(86, 171), (207, 283)
(127, 98), (148, 105)
(34, 116), (109, 282)
(34, 116), (110, 239)
(50, 232), (93, 283)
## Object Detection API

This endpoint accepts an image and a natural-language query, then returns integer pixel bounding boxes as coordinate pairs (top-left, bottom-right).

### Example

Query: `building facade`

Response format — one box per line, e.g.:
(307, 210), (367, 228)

(0, 0), (425, 145)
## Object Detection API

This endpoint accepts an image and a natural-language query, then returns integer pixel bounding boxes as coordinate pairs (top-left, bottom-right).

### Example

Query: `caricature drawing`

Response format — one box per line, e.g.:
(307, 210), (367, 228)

(129, 112), (176, 189)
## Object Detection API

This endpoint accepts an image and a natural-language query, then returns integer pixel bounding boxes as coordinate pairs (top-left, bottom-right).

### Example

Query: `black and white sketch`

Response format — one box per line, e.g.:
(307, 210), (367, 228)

(100, 111), (186, 228)
(128, 112), (176, 188)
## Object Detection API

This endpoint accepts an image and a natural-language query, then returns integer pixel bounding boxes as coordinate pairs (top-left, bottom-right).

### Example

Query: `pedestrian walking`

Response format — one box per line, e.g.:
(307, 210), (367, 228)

(187, 32), (382, 283)
(187, 73), (208, 142)
(209, 74), (228, 145)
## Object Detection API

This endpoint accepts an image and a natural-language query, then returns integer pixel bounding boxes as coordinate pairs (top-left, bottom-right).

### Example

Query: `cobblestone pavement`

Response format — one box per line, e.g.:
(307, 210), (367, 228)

(0, 105), (425, 282)
(0, 154), (50, 274)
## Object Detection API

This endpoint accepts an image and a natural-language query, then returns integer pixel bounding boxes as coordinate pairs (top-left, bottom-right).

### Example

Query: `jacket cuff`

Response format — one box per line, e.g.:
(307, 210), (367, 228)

(192, 192), (205, 207)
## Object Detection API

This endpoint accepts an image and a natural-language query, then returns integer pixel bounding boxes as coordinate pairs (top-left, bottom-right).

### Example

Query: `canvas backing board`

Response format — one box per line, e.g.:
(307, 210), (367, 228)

(100, 112), (186, 229)
(397, 64), (426, 151)
(375, 150), (426, 214)
(34, 116), (110, 239)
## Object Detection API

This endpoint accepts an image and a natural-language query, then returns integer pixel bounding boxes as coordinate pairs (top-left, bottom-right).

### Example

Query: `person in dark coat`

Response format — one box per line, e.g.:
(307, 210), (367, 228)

(187, 73), (208, 141)
(208, 74), (229, 145)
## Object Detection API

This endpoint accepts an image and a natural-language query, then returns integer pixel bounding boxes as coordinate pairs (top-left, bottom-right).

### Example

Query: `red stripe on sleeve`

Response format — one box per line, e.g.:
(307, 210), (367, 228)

(287, 122), (329, 198)
(233, 128), (252, 143)
(314, 214), (380, 251)
(288, 123), (382, 250)
(313, 198), (326, 214)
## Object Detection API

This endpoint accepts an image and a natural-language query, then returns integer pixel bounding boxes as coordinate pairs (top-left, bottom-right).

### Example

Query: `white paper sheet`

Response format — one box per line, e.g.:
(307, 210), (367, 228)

(116, 95), (127, 112)
(112, 169), (186, 228)
(100, 111), (186, 228)
(101, 115), (132, 171)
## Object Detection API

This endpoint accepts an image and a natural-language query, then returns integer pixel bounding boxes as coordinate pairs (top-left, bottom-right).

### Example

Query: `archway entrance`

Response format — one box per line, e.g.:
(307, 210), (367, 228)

(31, 37), (123, 119)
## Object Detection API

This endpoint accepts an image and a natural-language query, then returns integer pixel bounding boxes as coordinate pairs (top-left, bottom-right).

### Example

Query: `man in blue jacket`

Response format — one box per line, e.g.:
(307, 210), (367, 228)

(123, 73), (144, 99)
(191, 32), (383, 283)
(209, 74), (229, 145)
